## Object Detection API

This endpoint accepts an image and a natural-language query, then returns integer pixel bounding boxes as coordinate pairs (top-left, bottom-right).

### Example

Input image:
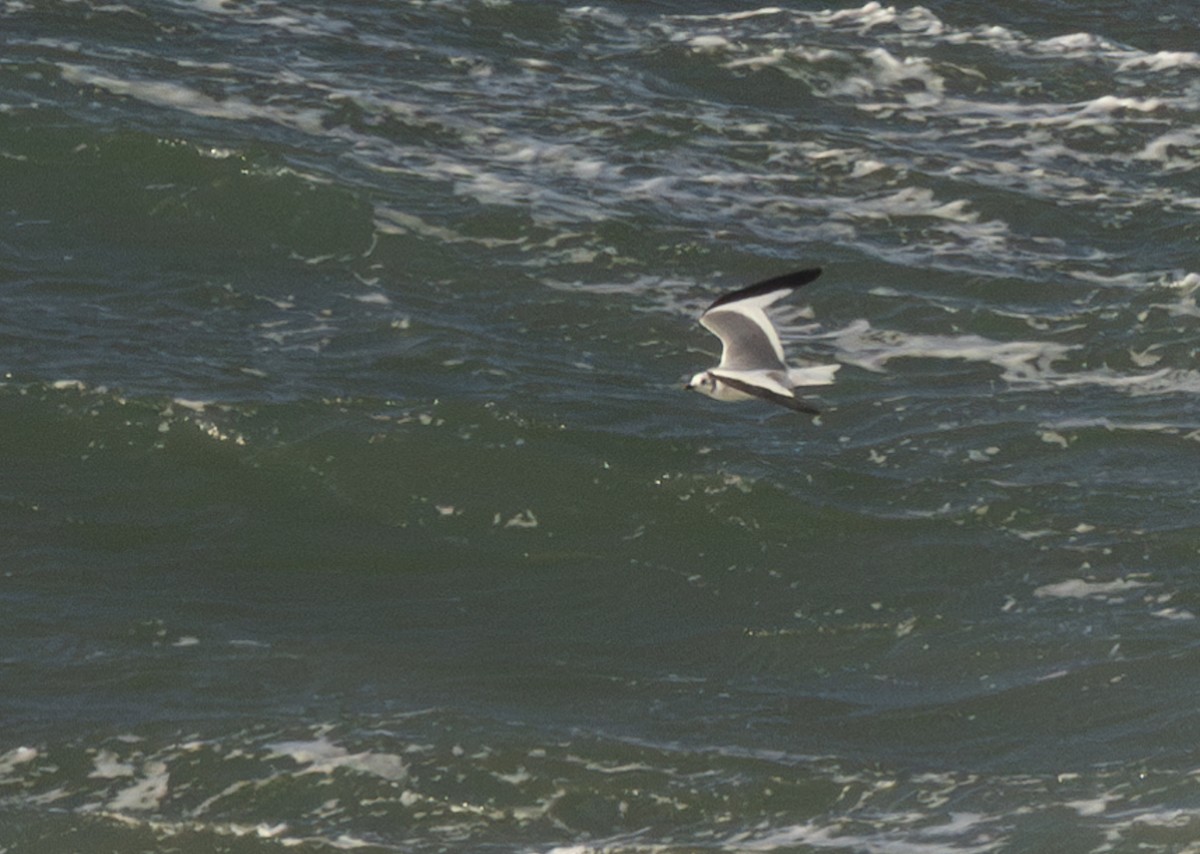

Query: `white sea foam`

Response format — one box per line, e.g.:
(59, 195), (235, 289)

(1152, 608), (1196, 621)
(1037, 366), (1200, 396)
(175, 0), (238, 15)
(830, 319), (1073, 383)
(8, 718), (1200, 854)
(1034, 32), (1114, 55)
(688, 34), (733, 52)
(1117, 50), (1200, 73)
(816, 312), (1200, 399)
(0, 746), (38, 775)
(734, 810), (1004, 853)
(811, 2), (909, 34)
(103, 760), (171, 812)
(672, 7), (786, 23)
(499, 509), (539, 529)
(172, 397), (209, 412)
(267, 736), (409, 782)
(121, 0), (1200, 282)
(89, 749), (137, 779)
(1138, 128), (1200, 169)
(1040, 417), (1200, 440)
(59, 64), (325, 133)
(680, 0), (1200, 230)
(1033, 578), (1149, 600)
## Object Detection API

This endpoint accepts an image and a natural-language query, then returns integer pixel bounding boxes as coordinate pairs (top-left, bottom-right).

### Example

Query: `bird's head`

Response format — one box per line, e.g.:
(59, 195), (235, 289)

(686, 371), (718, 397)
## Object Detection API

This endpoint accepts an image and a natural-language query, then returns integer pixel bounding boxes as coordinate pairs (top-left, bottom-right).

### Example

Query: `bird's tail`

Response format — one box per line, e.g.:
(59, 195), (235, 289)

(788, 364), (840, 387)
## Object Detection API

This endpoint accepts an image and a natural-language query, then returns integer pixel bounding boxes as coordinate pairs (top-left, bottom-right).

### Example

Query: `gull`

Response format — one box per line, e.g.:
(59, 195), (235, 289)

(686, 267), (838, 415)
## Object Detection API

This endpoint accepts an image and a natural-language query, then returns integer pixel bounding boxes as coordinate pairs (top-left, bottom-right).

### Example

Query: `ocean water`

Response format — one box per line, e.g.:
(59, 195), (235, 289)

(4, 0), (1200, 850)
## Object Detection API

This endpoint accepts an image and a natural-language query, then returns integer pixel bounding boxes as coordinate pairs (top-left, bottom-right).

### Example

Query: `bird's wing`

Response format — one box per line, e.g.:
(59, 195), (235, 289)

(699, 267), (822, 371)
(712, 372), (821, 415)
(700, 308), (786, 371)
(702, 268), (822, 313)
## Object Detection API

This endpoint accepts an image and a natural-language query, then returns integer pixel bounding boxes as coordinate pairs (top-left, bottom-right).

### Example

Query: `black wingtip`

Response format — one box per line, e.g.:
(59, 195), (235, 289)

(705, 267), (823, 312)
(773, 395), (821, 416)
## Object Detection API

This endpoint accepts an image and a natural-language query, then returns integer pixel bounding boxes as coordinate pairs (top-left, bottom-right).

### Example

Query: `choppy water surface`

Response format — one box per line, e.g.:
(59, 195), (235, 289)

(4, 1), (1200, 851)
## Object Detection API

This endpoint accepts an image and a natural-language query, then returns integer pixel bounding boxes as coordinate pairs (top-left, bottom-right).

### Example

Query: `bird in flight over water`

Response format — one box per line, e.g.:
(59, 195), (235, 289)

(686, 267), (838, 415)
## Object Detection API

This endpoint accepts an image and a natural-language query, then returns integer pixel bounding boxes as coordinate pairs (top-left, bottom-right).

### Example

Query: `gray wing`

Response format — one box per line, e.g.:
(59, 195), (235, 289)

(700, 309), (787, 372)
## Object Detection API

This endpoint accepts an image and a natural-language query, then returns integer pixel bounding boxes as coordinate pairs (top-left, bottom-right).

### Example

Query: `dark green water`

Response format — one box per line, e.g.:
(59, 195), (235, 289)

(4, 1), (1200, 851)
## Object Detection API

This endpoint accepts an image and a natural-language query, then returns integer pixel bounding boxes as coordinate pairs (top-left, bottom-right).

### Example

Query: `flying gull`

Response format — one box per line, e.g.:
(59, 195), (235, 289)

(685, 267), (838, 415)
